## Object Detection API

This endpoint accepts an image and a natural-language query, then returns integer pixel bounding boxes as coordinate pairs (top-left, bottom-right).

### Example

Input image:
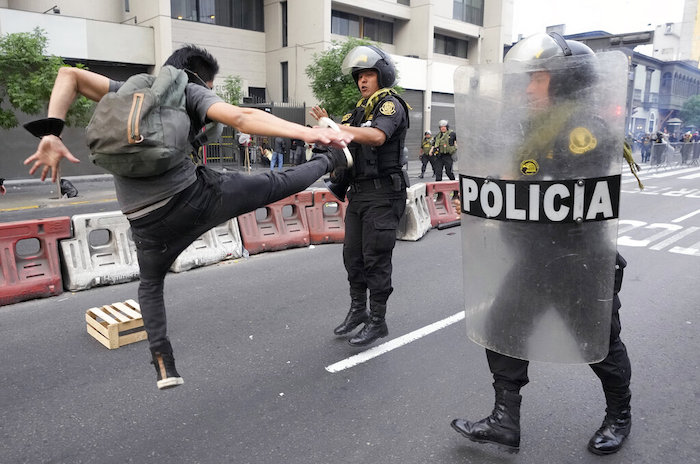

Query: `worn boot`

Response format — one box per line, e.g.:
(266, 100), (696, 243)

(333, 289), (369, 335)
(348, 302), (388, 346)
(150, 340), (184, 390)
(588, 390), (631, 455)
(451, 389), (521, 454)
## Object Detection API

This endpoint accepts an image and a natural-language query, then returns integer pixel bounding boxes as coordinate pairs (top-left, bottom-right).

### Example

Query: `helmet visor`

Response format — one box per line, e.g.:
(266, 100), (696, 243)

(341, 46), (385, 75)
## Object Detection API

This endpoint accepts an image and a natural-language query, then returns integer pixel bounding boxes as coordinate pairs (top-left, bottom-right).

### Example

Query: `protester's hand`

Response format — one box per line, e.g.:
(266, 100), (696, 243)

(23, 135), (80, 182)
(309, 106), (328, 121)
(0, 185), (6, 196)
(305, 127), (353, 150)
(452, 197), (461, 211)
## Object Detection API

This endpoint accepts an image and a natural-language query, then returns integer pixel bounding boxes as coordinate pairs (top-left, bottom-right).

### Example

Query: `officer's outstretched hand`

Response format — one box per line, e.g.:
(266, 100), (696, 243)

(24, 135), (80, 182)
(309, 105), (328, 122)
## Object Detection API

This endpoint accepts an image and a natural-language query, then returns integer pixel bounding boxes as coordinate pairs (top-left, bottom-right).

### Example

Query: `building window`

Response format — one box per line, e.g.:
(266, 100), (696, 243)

(397, 0), (410, 5)
(331, 10), (360, 38)
(453, 0), (483, 26)
(171, 0), (264, 32)
(434, 33), (468, 59)
(331, 10), (394, 44)
(281, 62), (289, 103)
(281, 1), (288, 47)
(363, 18), (393, 44)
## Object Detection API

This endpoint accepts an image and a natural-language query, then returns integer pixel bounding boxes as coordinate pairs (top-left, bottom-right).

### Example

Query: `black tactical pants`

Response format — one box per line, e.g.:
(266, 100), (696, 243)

(435, 153), (455, 181)
(420, 154), (435, 176)
(486, 252), (631, 397)
(130, 159), (331, 352)
(343, 194), (406, 309)
(487, 300), (631, 397)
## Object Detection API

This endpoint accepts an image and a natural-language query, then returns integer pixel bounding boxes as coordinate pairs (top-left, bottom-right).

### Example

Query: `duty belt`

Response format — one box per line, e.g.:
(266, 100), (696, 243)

(349, 174), (405, 193)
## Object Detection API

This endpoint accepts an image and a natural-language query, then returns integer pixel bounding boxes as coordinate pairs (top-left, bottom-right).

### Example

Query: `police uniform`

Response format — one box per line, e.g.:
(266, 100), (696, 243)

(486, 106), (631, 412)
(419, 134), (434, 178)
(433, 128), (457, 180)
(451, 32), (632, 456)
(336, 90), (408, 345)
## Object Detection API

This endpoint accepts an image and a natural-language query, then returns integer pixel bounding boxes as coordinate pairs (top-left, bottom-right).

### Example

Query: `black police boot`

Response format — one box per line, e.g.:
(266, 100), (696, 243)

(333, 289), (369, 335)
(451, 389), (521, 454)
(312, 146), (353, 171)
(588, 390), (631, 455)
(348, 302), (388, 346)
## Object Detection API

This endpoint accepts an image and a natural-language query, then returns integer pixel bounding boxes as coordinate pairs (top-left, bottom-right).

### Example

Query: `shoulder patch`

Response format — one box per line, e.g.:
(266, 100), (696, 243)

(379, 101), (396, 116)
(569, 127), (597, 155)
(341, 113), (353, 124)
(520, 159), (539, 175)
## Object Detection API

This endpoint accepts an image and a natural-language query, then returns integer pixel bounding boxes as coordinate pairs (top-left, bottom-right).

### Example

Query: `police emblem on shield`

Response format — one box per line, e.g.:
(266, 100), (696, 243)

(453, 47), (628, 363)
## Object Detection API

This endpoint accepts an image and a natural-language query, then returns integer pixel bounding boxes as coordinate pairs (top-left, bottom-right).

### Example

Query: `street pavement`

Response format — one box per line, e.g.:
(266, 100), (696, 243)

(1, 160), (699, 463)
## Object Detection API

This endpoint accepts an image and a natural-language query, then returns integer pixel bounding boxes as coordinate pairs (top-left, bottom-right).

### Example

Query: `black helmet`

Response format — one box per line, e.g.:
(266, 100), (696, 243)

(505, 32), (597, 100)
(342, 45), (397, 89)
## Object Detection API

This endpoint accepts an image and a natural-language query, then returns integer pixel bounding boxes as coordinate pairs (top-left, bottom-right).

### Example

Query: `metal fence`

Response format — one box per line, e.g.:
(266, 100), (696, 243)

(201, 101), (307, 169)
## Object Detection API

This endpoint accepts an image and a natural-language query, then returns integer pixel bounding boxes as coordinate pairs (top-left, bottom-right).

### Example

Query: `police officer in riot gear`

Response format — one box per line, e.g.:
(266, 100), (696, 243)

(311, 44), (409, 346)
(451, 33), (632, 455)
(431, 120), (457, 180)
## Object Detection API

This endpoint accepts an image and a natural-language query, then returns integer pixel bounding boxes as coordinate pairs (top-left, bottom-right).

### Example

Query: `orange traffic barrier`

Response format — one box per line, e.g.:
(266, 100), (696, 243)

(237, 191), (313, 255)
(306, 188), (347, 244)
(424, 181), (460, 227)
(0, 217), (72, 306)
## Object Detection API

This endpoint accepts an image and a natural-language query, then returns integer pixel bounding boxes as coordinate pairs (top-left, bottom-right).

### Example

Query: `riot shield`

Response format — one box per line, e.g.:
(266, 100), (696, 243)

(454, 51), (628, 363)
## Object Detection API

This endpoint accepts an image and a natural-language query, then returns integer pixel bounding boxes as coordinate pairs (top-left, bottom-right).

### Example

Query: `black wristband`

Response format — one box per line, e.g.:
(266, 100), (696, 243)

(23, 118), (65, 138)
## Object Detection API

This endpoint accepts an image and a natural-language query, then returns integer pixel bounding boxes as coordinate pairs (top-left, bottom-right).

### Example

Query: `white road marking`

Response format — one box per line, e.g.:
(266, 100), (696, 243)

(673, 209), (700, 223)
(325, 311), (465, 373)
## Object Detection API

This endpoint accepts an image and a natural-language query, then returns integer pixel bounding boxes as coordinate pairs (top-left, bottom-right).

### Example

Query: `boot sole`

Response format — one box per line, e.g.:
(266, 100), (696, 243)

(587, 442), (624, 455)
(348, 331), (388, 347)
(450, 420), (519, 454)
(157, 377), (184, 390)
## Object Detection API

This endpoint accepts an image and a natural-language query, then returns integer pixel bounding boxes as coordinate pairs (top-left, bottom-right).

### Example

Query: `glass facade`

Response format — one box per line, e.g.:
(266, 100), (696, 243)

(453, 0), (483, 26)
(171, 0), (264, 32)
(434, 33), (468, 59)
(331, 10), (393, 44)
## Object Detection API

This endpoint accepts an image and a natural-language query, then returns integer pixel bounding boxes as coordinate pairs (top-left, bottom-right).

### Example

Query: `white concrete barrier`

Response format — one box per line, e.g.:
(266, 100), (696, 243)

(60, 211), (139, 291)
(397, 183), (432, 241)
(170, 218), (244, 272)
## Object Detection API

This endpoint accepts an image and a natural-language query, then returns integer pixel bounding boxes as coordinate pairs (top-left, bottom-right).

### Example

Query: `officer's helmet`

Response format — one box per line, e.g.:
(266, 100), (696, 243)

(438, 119), (449, 127)
(504, 32), (597, 100)
(342, 45), (397, 89)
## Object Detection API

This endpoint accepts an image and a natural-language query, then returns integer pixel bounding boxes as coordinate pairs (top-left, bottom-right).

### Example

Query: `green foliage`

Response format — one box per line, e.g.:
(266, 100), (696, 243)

(0, 28), (94, 129)
(216, 75), (244, 105)
(305, 38), (374, 118)
(679, 94), (700, 129)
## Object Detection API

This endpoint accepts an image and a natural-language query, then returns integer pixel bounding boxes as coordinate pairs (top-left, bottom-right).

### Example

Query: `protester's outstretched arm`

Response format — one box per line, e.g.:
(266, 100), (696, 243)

(24, 67), (111, 182)
(207, 102), (352, 148)
(309, 105), (385, 146)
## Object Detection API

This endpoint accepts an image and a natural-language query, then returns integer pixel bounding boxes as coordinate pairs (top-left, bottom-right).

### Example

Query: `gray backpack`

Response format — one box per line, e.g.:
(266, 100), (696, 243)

(86, 65), (191, 177)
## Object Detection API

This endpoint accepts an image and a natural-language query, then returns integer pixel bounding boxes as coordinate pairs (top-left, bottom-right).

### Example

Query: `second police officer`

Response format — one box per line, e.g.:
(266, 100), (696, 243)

(451, 33), (632, 456)
(431, 119), (457, 180)
(311, 44), (409, 346)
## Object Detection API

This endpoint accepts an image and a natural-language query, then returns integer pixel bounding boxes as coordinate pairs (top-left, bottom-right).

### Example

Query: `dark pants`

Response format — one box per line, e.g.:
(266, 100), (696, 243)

(435, 153), (455, 181)
(487, 257), (631, 408)
(343, 194), (406, 310)
(130, 159), (331, 352)
(420, 154), (435, 176)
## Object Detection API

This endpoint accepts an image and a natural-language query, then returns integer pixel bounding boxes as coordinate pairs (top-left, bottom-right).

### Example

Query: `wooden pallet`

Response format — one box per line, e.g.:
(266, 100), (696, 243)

(86, 299), (147, 349)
